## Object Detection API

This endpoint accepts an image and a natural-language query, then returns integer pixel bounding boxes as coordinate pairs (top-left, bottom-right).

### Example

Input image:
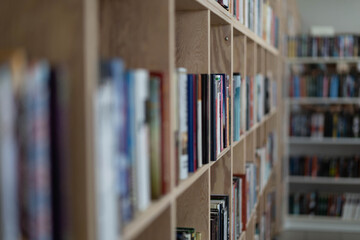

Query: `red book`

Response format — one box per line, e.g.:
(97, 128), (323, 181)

(311, 156), (318, 177)
(236, 0), (239, 21)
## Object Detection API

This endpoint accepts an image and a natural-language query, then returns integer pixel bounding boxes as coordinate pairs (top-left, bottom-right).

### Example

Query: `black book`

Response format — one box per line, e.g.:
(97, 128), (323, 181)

(202, 74), (209, 165)
(210, 74), (216, 161)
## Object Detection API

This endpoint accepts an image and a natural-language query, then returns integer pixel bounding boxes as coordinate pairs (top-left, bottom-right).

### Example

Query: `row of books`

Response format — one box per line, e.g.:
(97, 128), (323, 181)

(0, 52), (68, 240)
(176, 69), (231, 182)
(233, 73), (275, 141)
(211, 195), (230, 240)
(289, 192), (360, 220)
(288, 34), (360, 58)
(246, 163), (258, 222)
(289, 155), (360, 178)
(96, 60), (170, 239)
(177, 228), (202, 240)
(257, 132), (277, 190)
(215, 0), (279, 47)
(255, 191), (276, 240)
(232, 132), (276, 240)
(290, 73), (360, 98)
(290, 110), (360, 138)
(232, 176), (244, 239)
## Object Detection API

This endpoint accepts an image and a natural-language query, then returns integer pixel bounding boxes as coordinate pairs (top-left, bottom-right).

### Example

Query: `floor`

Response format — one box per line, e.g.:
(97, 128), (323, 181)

(277, 231), (360, 240)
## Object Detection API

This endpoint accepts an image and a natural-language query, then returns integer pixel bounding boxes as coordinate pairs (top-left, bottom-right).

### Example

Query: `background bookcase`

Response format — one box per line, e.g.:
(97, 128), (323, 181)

(282, 3), (360, 237)
(0, 0), (298, 239)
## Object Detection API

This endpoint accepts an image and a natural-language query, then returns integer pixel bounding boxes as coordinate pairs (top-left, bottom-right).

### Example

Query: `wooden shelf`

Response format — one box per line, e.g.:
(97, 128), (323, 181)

(288, 57), (360, 64)
(289, 137), (360, 145)
(123, 195), (172, 240)
(287, 176), (360, 185)
(284, 215), (360, 233)
(0, 0), (287, 239)
(288, 97), (360, 105)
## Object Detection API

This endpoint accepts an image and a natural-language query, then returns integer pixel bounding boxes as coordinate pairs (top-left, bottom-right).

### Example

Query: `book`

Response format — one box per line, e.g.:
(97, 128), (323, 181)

(0, 64), (19, 240)
(149, 73), (162, 199)
(133, 69), (151, 211)
(211, 195), (230, 240)
(177, 68), (188, 180)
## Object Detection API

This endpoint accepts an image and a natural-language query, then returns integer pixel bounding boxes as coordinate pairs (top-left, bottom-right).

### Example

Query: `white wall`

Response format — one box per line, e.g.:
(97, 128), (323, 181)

(296, 0), (360, 34)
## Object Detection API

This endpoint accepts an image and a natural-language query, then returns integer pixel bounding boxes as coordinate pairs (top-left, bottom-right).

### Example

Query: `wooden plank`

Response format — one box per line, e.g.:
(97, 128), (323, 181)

(177, 171), (210, 240)
(176, 10), (209, 73)
(210, 150), (232, 195)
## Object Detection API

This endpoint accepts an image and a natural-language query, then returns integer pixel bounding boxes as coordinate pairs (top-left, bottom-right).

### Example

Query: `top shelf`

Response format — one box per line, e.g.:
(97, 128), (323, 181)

(287, 57), (360, 64)
(178, 0), (279, 55)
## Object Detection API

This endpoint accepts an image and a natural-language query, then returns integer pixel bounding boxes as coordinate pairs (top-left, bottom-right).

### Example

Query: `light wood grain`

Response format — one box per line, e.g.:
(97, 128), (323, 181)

(176, 10), (209, 73)
(210, 150), (232, 195)
(133, 206), (172, 240)
(177, 172), (209, 240)
(210, 23), (231, 75)
(233, 139), (246, 174)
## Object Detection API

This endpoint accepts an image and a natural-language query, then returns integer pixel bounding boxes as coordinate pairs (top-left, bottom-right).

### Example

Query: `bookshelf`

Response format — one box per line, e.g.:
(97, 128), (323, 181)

(288, 97), (360, 105)
(287, 57), (360, 64)
(284, 37), (360, 237)
(0, 0), (294, 239)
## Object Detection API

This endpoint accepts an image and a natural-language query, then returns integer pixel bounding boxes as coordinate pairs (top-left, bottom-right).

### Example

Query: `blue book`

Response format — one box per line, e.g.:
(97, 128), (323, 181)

(125, 70), (135, 222)
(187, 74), (194, 172)
(330, 75), (339, 98)
(294, 75), (300, 98)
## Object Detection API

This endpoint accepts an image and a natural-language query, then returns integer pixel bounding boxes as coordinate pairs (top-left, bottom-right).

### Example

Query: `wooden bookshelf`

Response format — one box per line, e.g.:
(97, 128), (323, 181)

(0, 0), (291, 239)
(288, 57), (360, 64)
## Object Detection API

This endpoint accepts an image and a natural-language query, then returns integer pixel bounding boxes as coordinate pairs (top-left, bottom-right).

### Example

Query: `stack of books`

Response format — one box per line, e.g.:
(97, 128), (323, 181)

(214, 0), (279, 48)
(211, 195), (230, 240)
(289, 192), (360, 220)
(290, 107), (360, 138)
(233, 73), (275, 141)
(289, 155), (360, 178)
(176, 227), (202, 240)
(176, 69), (232, 182)
(288, 34), (360, 58)
(0, 51), (68, 240)
(290, 73), (360, 98)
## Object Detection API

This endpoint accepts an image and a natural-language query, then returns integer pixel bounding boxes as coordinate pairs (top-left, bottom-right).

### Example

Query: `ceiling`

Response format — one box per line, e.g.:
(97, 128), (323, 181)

(296, 0), (360, 34)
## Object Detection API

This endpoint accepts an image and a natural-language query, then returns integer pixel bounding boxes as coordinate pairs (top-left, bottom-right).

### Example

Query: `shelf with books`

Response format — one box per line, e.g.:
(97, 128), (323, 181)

(284, 215), (360, 233)
(288, 97), (360, 105)
(0, 0), (288, 239)
(287, 57), (360, 64)
(289, 137), (360, 145)
(287, 176), (360, 185)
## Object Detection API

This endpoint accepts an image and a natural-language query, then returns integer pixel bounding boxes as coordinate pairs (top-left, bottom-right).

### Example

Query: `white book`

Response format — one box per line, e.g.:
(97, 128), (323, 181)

(241, 77), (246, 133)
(177, 68), (188, 180)
(342, 193), (350, 220)
(240, 0), (244, 24)
(216, 75), (221, 156)
(0, 66), (18, 240)
(134, 69), (151, 211)
(245, 0), (249, 28)
(254, 0), (258, 35)
(197, 99), (203, 168)
(95, 80), (118, 240)
(239, 178), (242, 232)
(266, 5), (272, 43)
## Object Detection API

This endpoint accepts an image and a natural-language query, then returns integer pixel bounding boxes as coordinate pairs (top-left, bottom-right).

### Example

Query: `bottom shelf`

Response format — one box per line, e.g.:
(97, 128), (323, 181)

(284, 215), (360, 233)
